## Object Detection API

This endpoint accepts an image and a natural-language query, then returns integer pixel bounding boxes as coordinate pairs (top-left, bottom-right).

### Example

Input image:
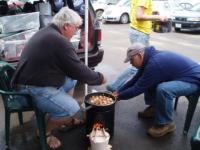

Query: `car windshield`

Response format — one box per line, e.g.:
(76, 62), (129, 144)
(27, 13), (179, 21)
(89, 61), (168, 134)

(116, 0), (128, 7)
(189, 3), (200, 12)
(74, 0), (83, 7)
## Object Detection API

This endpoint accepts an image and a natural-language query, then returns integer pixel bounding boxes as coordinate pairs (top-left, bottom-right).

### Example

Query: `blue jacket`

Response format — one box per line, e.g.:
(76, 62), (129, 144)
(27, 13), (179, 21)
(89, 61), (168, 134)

(118, 46), (200, 100)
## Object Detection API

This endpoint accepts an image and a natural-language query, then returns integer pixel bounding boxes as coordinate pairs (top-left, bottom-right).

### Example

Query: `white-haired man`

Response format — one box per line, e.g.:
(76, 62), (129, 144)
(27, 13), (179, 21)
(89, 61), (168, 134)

(11, 7), (106, 148)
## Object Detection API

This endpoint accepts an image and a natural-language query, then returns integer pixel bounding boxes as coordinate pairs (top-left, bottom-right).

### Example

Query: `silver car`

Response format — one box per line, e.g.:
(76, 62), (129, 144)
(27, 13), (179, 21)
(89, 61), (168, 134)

(172, 3), (200, 32)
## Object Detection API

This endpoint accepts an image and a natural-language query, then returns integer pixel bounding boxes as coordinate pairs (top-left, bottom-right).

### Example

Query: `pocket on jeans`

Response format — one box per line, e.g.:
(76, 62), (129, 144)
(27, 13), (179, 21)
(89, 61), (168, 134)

(29, 86), (58, 99)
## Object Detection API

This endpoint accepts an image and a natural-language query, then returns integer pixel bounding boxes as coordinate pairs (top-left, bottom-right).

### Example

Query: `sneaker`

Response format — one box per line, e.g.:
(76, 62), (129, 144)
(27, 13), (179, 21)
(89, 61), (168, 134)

(138, 106), (155, 118)
(147, 122), (176, 138)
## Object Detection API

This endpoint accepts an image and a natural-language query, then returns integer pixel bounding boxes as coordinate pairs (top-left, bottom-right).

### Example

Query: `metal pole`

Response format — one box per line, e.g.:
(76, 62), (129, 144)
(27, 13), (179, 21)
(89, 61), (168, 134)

(84, 0), (89, 95)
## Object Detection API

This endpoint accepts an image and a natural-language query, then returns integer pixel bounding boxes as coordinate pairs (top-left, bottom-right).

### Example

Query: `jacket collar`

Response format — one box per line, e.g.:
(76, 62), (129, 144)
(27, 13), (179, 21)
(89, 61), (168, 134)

(49, 23), (62, 34)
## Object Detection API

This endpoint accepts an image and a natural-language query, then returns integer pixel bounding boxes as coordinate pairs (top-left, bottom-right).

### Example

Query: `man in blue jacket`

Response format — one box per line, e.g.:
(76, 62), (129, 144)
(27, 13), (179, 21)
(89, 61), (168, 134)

(113, 43), (200, 138)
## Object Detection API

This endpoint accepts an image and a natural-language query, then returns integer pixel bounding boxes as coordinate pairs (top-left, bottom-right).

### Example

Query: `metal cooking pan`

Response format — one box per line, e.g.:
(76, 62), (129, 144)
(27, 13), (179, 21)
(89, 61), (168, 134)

(84, 92), (116, 111)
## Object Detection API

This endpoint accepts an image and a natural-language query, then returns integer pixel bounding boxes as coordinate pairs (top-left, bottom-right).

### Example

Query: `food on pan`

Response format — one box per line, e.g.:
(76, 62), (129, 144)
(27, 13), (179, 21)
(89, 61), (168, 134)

(89, 95), (114, 106)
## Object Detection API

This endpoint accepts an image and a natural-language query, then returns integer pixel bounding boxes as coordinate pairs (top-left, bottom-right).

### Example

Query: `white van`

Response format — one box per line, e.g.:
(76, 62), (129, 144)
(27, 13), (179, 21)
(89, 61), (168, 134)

(153, 0), (176, 19)
(92, 0), (119, 19)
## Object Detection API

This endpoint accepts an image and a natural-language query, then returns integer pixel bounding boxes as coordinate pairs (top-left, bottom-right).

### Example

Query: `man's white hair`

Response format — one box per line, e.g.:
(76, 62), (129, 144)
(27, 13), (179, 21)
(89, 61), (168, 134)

(52, 7), (82, 28)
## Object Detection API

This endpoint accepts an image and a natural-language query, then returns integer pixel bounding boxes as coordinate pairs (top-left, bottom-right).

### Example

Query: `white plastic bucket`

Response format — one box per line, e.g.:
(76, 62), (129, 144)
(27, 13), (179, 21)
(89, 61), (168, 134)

(89, 130), (110, 150)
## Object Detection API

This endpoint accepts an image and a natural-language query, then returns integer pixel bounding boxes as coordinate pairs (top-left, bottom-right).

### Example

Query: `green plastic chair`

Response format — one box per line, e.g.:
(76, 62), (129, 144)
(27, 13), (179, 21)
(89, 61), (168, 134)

(174, 90), (200, 134)
(0, 61), (47, 150)
(191, 121), (200, 150)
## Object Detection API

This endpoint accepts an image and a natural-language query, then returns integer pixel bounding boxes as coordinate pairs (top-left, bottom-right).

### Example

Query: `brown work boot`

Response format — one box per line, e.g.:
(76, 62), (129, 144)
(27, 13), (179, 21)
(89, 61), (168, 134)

(138, 106), (155, 118)
(147, 122), (176, 138)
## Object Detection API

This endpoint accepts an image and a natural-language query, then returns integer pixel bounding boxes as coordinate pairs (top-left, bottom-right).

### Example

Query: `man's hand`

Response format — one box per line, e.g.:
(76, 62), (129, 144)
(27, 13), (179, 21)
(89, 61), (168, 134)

(112, 91), (119, 98)
(158, 15), (168, 22)
(112, 91), (120, 101)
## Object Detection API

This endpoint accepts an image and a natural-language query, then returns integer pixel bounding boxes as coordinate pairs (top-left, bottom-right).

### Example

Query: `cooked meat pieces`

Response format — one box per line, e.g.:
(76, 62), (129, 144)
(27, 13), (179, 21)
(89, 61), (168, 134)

(90, 95), (114, 105)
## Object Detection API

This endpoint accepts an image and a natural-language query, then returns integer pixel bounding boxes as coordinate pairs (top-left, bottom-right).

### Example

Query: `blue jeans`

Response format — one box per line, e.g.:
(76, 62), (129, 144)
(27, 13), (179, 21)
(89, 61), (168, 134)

(18, 77), (80, 117)
(106, 65), (137, 91)
(128, 27), (150, 46)
(145, 81), (199, 125)
(106, 27), (149, 92)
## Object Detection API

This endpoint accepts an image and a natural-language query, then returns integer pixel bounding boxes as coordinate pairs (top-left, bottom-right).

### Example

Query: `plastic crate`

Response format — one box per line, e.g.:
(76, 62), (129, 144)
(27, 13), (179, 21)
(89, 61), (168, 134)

(2, 29), (38, 41)
(1, 40), (27, 62)
(0, 12), (40, 34)
(0, 29), (37, 62)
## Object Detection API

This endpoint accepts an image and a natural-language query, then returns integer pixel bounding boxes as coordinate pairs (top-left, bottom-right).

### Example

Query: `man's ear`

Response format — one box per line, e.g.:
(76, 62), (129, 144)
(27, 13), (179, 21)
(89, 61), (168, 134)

(140, 52), (145, 61)
(138, 52), (143, 58)
(63, 23), (68, 31)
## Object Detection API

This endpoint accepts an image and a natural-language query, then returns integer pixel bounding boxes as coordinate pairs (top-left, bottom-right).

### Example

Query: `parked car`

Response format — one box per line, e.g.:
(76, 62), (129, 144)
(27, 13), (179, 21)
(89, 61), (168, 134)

(0, 0), (104, 68)
(92, 0), (119, 19)
(102, 0), (130, 24)
(102, 0), (176, 24)
(172, 3), (200, 32)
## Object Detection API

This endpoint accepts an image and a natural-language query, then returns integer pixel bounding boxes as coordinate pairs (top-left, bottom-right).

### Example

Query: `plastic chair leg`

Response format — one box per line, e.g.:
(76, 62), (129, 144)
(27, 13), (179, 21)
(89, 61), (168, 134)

(174, 97), (179, 110)
(18, 112), (23, 126)
(5, 111), (10, 148)
(183, 94), (199, 134)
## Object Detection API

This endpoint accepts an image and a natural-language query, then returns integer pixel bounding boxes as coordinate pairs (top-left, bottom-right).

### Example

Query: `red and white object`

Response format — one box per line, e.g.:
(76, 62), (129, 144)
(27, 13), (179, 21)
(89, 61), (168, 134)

(88, 123), (111, 150)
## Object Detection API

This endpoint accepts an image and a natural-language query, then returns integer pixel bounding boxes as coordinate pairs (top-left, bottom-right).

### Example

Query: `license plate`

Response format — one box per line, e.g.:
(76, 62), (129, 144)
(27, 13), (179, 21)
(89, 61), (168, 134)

(175, 23), (182, 28)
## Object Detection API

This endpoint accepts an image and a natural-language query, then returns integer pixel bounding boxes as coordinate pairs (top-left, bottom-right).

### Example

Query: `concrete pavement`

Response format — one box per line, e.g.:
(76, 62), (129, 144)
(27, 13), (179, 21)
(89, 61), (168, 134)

(0, 83), (200, 150)
(0, 24), (200, 150)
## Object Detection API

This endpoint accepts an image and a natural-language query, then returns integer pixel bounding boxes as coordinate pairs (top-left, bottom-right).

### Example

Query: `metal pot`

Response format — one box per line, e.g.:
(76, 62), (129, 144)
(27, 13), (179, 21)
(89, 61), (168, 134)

(84, 92), (116, 112)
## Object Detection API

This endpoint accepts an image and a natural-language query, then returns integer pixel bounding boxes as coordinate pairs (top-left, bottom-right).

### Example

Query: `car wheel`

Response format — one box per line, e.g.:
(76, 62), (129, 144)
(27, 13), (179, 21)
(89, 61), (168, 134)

(174, 28), (181, 32)
(96, 9), (104, 19)
(120, 13), (129, 24)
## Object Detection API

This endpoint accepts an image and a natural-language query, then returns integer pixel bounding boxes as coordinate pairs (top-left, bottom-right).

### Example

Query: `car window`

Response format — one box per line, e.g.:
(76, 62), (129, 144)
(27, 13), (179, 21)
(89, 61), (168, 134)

(179, 3), (193, 10)
(71, 0), (95, 52)
(116, 0), (128, 7)
(124, 1), (130, 7)
(74, 0), (85, 16)
(107, 0), (119, 5)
